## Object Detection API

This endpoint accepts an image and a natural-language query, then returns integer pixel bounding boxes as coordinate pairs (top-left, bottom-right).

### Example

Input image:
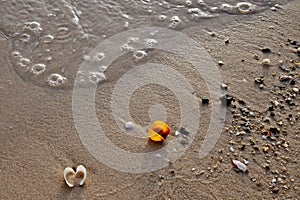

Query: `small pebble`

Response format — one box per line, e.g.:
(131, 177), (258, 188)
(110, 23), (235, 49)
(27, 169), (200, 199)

(259, 84), (264, 89)
(262, 47), (271, 53)
(125, 121), (134, 129)
(270, 7), (277, 11)
(218, 61), (224, 66)
(262, 59), (271, 66)
(185, 0), (192, 6)
(175, 131), (180, 136)
(221, 83), (228, 90)
(210, 32), (216, 37)
(202, 97), (209, 104)
(274, 4), (282, 9)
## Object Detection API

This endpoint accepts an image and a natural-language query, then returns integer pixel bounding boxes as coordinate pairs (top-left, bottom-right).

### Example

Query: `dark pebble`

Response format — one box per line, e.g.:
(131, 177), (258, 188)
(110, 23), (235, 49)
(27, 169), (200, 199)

(269, 126), (279, 134)
(262, 47), (271, 53)
(268, 106), (274, 111)
(202, 97), (209, 104)
(288, 39), (299, 46)
(238, 99), (246, 105)
(255, 77), (264, 84)
(290, 80), (296, 85)
(271, 187), (280, 193)
(179, 127), (190, 136)
(220, 95), (234, 106)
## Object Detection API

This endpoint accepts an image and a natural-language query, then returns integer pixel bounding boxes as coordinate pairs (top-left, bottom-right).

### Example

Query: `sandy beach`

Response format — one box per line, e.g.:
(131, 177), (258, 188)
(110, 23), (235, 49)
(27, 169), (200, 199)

(0, 0), (299, 199)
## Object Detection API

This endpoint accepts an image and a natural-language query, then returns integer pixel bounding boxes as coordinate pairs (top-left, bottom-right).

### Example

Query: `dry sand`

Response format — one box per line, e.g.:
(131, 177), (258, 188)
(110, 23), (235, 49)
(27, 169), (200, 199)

(0, 1), (299, 199)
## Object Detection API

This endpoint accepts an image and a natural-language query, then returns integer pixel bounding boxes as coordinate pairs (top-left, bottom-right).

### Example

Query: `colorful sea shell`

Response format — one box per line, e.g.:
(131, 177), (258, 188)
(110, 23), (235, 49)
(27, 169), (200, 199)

(148, 129), (165, 142)
(148, 121), (170, 142)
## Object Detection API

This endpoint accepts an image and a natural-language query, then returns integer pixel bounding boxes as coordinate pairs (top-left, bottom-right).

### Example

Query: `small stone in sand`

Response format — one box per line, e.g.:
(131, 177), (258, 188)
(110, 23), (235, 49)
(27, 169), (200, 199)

(202, 97), (209, 104)
(221, 83), (228, 90)
(262, 58), (271, 66)
(292, 87), (299, 93)
(220, 95), (234, 106)
(125, 121), (133, 129)
(218, 60), (224, 66)
(175, 131), (180, 136)
(262, 47), (271, 53)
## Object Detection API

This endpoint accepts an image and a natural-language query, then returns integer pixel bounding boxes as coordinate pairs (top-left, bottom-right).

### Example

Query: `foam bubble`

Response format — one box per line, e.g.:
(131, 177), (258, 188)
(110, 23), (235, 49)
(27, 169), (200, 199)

(185, 0), (192, 6)
(220, 2), (256, 15)
(158, 15), (167, 21)
(220, 4), (235, 13)
(187, 8), (214, 19)
(47, 73), (67, 87)
(43, 34), (55, 43)
(23, 21), (43, 35)
(19, 33), (31, 42)
(168, 16), (181, 29)
(236, 2), (256, 14)
(46, 56), (53, 62)
(55, 26), (70, 40)
(83, 55), (91, 61)
(11, 51), (22, 59)
(121, 43), (134, 51)
(197, 0), (205, 5)
(88, 72), (106, 84)
(127, 37), (139, 44)
(133, 50), (147, 60)
(143, 38), (158, 48)
(30, 64), (46, 75)
(99, 65), (108, 72)
(16, 62), (29, 72)
(93, 52), (105, 62)
(16, 57), (31, 72)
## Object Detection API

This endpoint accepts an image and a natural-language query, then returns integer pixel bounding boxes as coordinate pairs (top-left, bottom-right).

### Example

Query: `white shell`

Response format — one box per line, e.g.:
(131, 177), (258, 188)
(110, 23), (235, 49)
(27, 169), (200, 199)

(64, 167), (76, 188)
(232, 159), (247, 172)
(63, 165), (87, 187)
(76, 165), (87, 186)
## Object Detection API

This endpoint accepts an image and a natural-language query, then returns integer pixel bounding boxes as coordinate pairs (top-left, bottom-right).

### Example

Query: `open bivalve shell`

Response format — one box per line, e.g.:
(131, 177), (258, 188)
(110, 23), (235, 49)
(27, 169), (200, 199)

(63, 165), (87, 187)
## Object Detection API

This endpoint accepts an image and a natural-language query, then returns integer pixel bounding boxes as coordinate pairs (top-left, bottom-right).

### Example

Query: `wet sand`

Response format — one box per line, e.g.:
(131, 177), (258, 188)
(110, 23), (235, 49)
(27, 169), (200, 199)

(0, 1), (300, 199)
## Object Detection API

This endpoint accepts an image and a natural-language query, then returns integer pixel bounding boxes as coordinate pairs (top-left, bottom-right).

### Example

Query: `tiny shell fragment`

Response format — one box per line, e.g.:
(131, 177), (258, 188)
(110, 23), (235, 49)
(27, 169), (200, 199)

(232, 159), (247, 172)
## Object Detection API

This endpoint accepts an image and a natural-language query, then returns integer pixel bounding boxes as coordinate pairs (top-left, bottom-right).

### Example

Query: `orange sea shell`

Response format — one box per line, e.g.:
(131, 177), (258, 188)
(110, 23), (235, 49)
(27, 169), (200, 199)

(148, 129), (165, 142)
(148, 121), (170, 142)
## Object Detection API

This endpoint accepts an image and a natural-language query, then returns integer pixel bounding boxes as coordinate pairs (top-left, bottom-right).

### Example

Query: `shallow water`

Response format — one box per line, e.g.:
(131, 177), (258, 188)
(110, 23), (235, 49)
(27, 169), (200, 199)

(0, 0), (294, 89)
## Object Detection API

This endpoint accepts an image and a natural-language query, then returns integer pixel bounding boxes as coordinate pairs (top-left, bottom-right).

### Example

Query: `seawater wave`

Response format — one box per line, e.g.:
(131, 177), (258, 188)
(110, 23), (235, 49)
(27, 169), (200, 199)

(0, 0), (293, 89)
